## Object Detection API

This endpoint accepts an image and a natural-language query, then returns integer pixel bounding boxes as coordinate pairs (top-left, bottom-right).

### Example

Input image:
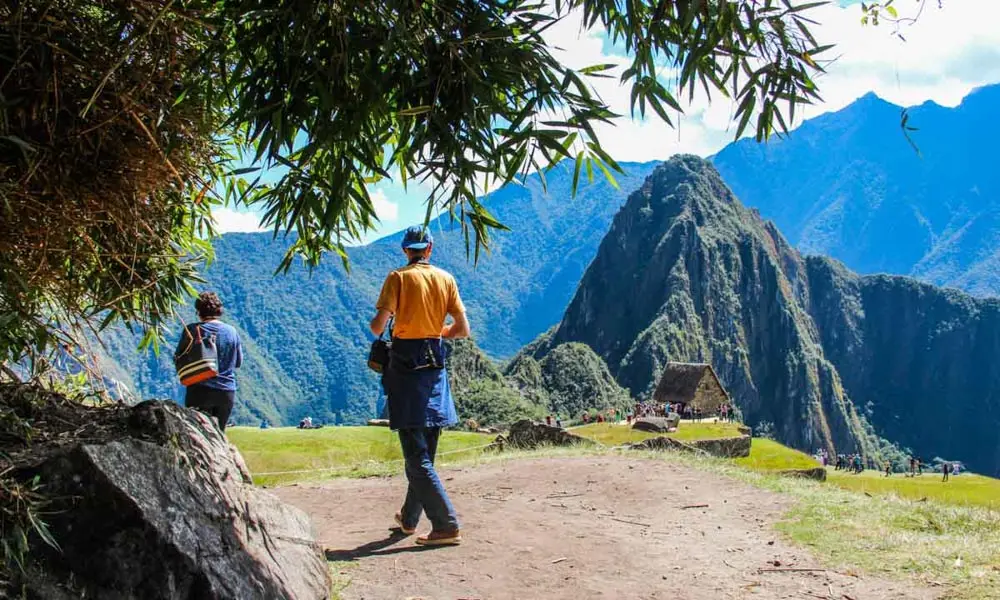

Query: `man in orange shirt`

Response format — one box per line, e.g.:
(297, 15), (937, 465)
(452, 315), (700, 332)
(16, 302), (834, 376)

(370, 226), (470, 547)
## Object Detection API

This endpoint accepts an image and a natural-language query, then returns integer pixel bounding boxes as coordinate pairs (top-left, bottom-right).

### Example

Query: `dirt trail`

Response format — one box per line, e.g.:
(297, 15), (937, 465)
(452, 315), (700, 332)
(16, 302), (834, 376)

(275, 456), (936, 600)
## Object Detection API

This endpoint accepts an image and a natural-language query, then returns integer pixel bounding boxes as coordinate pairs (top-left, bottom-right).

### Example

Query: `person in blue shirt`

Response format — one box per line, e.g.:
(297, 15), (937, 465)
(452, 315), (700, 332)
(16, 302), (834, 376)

(176, 291), (243, 431)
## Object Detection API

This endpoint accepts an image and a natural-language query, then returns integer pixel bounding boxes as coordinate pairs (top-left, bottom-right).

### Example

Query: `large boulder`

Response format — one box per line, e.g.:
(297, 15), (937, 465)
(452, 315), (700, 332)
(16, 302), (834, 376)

(632, 414), (680, 433)
(501, 419), (595, 449)
(16, 400), (329, 600)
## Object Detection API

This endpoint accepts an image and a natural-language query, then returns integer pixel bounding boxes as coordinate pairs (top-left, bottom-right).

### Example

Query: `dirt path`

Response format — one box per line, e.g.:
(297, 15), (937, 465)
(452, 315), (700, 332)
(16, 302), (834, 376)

(275, 456), (936, 600)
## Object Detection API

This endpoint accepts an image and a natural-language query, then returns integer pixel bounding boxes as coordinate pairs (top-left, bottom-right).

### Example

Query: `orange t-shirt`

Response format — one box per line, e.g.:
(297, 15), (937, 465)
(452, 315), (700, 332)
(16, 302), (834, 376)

(375, 262), (466, 339)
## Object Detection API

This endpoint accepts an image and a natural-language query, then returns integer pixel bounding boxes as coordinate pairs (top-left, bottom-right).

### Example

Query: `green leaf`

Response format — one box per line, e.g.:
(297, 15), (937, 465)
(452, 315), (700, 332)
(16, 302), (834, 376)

(397, 105), (433, 116)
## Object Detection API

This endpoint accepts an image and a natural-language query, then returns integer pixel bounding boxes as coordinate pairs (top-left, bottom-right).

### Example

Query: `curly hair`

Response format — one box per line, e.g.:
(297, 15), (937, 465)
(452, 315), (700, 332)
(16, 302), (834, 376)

(194, 291), (224, 319)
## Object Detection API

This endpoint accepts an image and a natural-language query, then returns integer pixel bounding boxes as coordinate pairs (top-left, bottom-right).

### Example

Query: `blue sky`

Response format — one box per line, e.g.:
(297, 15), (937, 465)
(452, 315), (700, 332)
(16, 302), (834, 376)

(214, 0), (1000, 242)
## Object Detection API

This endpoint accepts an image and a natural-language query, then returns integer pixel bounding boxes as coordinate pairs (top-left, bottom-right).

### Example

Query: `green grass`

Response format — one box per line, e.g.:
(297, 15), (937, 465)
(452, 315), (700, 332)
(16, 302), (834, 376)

(227, 426), (493, 486)
(572, 420), (743, 446)
(734, 438), (821, 472)
(768, 472), (1000, 600)
(827, 469), (1000, 512)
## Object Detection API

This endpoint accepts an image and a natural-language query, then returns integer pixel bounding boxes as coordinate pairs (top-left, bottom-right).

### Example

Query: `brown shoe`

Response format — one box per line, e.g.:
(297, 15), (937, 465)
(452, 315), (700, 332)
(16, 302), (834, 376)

(394, 513), (416, 535)
(415, 529), (462, 546)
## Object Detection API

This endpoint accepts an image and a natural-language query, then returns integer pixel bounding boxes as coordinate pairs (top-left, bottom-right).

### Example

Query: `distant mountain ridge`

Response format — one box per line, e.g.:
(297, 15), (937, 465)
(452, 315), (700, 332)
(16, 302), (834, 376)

(713, 83), (1000, 297)
(97, 162), (658, 425)
(96, 83), (1000, 450)
(543, 155), (1000, 475)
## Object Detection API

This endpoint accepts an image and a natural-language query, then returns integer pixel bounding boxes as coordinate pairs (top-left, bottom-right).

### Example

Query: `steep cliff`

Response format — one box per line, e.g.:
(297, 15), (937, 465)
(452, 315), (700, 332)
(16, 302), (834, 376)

(804, 259), (1000, 475)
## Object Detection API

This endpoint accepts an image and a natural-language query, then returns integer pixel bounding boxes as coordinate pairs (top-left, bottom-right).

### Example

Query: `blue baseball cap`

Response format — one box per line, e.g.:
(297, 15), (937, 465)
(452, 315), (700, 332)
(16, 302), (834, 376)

(401, 226), (433, 250)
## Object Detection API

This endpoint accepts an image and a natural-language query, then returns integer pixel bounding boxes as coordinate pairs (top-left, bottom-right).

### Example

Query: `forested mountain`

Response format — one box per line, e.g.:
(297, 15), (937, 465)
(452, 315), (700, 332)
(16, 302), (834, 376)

(96, 85), (1000, 449)
(544, 155), (1000, 475)
(96, 162), (657, 425)
(444, 337), (628, 426)
(712, 84), (1000, 296)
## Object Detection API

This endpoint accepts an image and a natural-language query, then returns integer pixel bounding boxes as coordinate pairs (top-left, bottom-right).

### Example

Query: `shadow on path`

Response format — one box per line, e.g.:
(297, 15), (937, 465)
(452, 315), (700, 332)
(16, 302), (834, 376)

(325, 530), (441, 562)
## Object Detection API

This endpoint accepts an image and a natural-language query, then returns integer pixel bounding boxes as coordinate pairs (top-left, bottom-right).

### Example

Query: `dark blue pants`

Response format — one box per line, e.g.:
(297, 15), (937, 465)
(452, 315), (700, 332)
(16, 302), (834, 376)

(398, 427), (460, 532)
(185, 386), (234, 431)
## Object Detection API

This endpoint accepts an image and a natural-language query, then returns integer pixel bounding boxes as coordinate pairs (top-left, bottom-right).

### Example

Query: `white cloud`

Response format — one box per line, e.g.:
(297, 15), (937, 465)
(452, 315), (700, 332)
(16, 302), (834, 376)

(212, 207), (265, 233)
(371, 189), (399, 222)
(541, 0), (1000, 161)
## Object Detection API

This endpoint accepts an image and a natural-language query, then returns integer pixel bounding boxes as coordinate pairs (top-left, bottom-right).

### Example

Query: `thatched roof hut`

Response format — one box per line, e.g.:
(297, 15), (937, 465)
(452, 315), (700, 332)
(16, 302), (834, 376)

(653, 363), (730, 412)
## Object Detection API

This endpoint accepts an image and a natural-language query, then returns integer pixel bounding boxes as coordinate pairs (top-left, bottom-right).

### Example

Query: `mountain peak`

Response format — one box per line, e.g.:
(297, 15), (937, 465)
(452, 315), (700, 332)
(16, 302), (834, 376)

(552, 153), (873, 455)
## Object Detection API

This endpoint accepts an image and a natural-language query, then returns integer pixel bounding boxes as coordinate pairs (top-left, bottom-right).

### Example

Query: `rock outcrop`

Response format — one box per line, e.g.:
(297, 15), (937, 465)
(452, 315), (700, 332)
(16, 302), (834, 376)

(687, 435), (751, 459)
(16, 400), (329, 600)
(628, 436), (703, 454)
(778, 468), (828, 481)
(628, 434), (752, 459)
(632, 415), (680, 433)
(499, 420), (595, 449)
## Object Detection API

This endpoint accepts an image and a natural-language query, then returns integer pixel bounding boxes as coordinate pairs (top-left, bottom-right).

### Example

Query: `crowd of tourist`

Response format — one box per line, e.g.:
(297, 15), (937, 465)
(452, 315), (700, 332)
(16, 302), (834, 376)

(815, 448), (964, 481)
(570, 401), (740, 426)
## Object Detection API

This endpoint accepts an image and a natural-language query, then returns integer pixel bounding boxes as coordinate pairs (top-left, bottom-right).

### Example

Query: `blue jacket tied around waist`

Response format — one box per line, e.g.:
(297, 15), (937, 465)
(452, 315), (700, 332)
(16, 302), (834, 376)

(382, 338), (457, 430)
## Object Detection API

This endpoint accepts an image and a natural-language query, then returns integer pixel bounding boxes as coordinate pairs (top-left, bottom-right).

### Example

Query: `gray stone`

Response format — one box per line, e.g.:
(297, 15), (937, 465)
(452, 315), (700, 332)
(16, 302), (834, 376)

(628, 435), (705, 454)
(503, 419), (595, 449)
(632, 414), (680, 433)
(688, 435), (752, 458)
(779, 467), (828, 481)
(22, 401), (329, 600)
(366, 418), (390, 427)
(629, 434), (752, 459)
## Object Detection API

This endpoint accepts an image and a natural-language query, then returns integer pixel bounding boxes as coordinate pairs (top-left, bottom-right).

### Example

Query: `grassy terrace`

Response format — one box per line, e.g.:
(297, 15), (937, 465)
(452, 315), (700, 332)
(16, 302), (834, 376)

(734, 438), (821, 472)
(827, 468), (1000, 512)
(227, 426), (493, 487)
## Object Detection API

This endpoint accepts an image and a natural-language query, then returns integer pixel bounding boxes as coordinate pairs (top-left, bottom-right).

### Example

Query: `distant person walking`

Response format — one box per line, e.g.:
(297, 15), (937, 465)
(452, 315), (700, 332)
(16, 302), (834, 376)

(370, 226), (469, 547)
(175, 292), (243, 431)
(942, 461), (951, 482)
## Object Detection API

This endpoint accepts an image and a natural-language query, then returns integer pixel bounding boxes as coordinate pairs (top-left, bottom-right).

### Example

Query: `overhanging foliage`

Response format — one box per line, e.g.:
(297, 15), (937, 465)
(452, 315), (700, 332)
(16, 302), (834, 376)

(2, 0), (833, 369)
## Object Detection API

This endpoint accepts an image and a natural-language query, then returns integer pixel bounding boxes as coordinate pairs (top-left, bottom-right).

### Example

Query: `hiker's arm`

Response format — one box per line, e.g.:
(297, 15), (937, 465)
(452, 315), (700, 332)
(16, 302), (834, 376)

(442, 280), (469, 339)
(235, 334), (244, 369)
(441, 311), (470, 340)
(371, 273), (398, 337)
(370, 309), (392, 337)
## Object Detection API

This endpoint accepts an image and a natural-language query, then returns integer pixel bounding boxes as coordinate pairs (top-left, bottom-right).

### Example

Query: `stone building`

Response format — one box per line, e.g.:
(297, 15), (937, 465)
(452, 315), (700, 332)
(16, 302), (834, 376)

(653, 362), (731, 413)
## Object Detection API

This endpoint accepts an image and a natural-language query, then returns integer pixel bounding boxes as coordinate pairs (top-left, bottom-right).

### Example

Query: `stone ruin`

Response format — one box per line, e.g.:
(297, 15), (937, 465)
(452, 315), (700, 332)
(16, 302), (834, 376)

(494, 419), (596, 450)
(631, 414), (680, 433)
(628, 431), (752, 458)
